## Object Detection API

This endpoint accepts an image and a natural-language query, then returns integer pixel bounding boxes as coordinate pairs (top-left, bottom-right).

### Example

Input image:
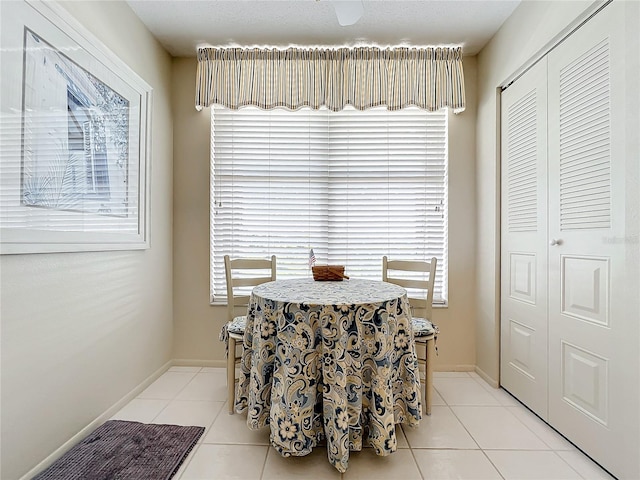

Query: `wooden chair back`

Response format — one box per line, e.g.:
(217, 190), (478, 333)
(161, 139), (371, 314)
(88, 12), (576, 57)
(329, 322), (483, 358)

(224, 255), (277, 322)
(382, 256), (437, 321)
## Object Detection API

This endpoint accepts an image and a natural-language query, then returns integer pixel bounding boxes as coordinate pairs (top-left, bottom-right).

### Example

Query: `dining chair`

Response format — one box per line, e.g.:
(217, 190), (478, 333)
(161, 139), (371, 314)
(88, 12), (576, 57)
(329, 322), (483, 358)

(382, 256), (438, 415)
(220, 254), (276, 414)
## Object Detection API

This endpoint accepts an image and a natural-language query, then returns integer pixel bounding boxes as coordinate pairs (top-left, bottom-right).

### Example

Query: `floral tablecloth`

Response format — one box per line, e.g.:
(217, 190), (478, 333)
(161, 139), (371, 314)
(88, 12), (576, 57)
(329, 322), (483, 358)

(235, 278), (422, 472)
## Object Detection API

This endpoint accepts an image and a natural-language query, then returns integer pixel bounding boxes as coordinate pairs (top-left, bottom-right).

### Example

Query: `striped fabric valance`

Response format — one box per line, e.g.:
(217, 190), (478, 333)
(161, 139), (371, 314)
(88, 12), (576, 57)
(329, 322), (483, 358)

(195, 46), (465, 112)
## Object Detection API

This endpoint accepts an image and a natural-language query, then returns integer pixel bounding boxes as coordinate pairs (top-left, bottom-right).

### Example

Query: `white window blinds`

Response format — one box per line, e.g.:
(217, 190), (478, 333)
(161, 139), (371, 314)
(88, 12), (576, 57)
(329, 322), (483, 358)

(210, 105), (448, 302)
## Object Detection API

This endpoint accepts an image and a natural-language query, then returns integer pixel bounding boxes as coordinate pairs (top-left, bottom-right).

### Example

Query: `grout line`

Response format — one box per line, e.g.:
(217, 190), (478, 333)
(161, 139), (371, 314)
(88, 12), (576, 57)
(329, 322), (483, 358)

(405, 426), (427, 480)
(259, 445), (271, 480)
(128, 371), (612, 479)
(479, 448), (507, 480)
(137, 370), (200, 402)
(446, 403), (483, 451)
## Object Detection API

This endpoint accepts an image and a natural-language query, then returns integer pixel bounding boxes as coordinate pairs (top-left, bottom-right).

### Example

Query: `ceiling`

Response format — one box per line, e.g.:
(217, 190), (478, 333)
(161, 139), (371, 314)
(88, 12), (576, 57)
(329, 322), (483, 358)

(125, 0), (521, 57)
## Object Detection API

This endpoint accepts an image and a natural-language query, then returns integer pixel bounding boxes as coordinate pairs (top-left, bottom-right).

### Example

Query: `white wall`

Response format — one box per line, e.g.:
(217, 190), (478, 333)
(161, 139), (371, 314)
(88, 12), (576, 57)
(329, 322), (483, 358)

(171, 56), (479, 371)
(0, 2), (173, 479)
(474, 0), (605, 382)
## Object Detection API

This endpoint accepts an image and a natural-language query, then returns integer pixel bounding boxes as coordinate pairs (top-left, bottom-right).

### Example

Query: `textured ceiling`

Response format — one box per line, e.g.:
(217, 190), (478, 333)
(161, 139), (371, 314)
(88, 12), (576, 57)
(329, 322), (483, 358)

(126, 0), (521, 57)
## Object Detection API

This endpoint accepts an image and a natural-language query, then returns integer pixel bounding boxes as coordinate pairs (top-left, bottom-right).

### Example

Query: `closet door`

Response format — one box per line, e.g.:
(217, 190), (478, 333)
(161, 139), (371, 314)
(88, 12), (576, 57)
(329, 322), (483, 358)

(500, 59), (548, 419)
(547, 2), (638, 478)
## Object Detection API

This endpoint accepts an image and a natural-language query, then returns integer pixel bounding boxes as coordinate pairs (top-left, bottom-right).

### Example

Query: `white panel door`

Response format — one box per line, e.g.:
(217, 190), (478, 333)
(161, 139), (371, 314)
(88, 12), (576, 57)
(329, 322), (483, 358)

(500, 59), (549, 419)
(547, 2), (639, 478)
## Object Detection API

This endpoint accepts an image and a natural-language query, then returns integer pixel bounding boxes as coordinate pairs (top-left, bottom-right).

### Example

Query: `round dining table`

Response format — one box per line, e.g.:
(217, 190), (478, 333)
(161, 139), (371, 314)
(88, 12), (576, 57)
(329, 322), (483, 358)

(234, 277), (422, 472)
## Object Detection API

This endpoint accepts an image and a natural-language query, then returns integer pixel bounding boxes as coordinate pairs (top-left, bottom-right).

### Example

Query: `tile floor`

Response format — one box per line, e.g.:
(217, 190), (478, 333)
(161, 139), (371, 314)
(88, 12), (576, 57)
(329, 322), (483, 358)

(112, 367), (615, 480)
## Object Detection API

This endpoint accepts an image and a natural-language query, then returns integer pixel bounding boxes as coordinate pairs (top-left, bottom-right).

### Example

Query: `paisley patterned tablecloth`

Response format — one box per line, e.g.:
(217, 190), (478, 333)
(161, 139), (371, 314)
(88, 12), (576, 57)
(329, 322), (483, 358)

(235, 278), (422, 472)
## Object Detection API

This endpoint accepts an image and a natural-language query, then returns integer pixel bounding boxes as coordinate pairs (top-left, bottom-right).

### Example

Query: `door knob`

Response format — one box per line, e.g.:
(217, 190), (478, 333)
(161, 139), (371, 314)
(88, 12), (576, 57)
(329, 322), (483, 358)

(549, 238), (562, 246)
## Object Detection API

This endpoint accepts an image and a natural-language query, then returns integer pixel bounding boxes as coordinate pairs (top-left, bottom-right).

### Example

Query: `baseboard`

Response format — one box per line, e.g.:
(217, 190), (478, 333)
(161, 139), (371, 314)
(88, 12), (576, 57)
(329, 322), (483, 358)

(474, 365), (499, 388)
(172, 358), (226, 369)
(434, 364), (475, 372)
(21, 359), (173, 480)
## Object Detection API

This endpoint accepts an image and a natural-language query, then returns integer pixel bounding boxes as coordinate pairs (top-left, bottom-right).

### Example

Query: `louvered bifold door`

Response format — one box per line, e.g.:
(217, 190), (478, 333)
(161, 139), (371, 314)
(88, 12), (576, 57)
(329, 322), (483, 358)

(547, 2), (639, 478)
(500, 59), (549, 419)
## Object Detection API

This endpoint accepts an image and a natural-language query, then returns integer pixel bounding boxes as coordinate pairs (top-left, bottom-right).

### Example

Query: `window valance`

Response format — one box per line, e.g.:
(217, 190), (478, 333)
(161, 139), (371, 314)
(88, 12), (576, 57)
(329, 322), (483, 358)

(195, 46), (465, 113)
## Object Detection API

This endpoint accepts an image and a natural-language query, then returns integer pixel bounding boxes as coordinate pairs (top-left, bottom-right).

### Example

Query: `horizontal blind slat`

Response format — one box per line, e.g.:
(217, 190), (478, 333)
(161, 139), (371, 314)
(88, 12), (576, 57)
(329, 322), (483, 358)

(210, 106), (448, 302)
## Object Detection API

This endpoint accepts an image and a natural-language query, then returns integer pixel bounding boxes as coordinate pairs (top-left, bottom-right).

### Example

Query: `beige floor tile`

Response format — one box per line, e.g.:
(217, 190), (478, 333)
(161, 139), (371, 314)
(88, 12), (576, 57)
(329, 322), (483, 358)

(507, 405), (576, 450)
(110, 398), (169, 423)
(557, 450), (616, 480)
(395, 423), (410, 448)
(403, 406), (478, 449)
(434, 371), (472, 377)
(168, 366), (203, 373)
(472, 378), (522, 407)
(201, 367), (227, 374)
(434, 377), (502, 406)
(179, 444), (268, 480)
(137, 371), (198, 399)
(152, 400), (224, 432)
(452, 406), (549, 450)
(176, 372), (228, 402)
(262, 447), (342, 480)
(485, 450), (582, 480)
(431, 387), (446, 406)
(413, 449), (502, 479)
(342, 447), (421, 480)
(203, 410), (272, 445)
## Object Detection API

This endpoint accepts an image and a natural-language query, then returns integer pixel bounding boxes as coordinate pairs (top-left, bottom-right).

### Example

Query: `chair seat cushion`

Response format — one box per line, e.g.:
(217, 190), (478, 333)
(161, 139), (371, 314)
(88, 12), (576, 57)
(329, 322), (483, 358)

(411, 317), (439, 337)
(218, 315), (247, 345)
(227, 315), (247, 335)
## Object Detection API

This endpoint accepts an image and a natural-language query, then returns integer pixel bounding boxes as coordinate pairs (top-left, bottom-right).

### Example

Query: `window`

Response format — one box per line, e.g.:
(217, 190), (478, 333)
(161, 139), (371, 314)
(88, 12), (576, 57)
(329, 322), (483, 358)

(210, 106), (448, 303)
